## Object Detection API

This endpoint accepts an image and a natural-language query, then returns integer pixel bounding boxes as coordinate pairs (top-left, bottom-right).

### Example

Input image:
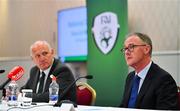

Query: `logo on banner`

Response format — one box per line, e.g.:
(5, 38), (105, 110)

(92, 12), (120, 54)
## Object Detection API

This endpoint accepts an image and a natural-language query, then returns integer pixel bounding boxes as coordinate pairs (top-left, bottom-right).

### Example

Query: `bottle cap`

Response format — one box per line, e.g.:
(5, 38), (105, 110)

(50, 75), (56, 81)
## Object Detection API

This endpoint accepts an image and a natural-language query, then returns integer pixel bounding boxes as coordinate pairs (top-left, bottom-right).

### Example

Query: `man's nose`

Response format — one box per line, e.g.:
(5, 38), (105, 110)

(39, 54), (46, 60)
(125, 50), (131, 55)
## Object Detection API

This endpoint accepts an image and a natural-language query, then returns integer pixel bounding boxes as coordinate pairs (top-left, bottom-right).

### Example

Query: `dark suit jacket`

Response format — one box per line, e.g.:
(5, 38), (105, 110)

(21, 58), (76, 103)
(120, 62), (178, 110)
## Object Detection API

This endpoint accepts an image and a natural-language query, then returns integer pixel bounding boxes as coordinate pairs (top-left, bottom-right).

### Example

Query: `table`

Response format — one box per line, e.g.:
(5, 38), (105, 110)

(0, 102), (157, 111)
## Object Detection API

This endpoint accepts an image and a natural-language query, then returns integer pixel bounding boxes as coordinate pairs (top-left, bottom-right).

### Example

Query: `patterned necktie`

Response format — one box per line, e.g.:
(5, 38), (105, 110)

(128, 75), (140, 108)
(38, 72), (45, 93)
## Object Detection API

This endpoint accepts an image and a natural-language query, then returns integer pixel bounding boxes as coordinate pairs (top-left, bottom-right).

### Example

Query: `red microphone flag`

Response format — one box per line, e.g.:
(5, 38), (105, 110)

(7, 66), (24, 81)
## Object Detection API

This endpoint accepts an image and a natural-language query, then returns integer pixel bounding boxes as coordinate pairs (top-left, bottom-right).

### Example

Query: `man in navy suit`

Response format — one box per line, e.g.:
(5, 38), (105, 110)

(120, 32), (178, 110)
(21, 40), (76, 103)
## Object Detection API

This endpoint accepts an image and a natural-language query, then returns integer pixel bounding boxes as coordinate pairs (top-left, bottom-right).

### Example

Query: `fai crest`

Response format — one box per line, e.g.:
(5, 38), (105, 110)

(92, 12), (120, 54)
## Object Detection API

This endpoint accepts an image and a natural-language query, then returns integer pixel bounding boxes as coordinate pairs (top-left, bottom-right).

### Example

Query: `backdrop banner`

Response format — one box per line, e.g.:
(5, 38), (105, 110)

(87, 0), (128, 106)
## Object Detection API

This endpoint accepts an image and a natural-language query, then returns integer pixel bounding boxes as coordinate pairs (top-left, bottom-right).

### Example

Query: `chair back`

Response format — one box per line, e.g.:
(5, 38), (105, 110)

(76, 82), (96, 105)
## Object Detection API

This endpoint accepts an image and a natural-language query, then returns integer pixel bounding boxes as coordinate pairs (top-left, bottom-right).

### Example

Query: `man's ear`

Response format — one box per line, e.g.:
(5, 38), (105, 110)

(51, 49), (55, 55)
(144, 45), (150, 55)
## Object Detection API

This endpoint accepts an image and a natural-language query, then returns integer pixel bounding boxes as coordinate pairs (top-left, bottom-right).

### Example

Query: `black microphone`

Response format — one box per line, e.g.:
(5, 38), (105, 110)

(54, 75), (93, 107)
(84, 75), (93, 79)
(0, 69), (5, 73)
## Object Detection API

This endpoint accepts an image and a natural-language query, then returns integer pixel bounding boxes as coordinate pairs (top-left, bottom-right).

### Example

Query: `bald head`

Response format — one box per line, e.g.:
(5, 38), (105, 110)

(30, 40), (52, 56)
(30, 40), (55, 70)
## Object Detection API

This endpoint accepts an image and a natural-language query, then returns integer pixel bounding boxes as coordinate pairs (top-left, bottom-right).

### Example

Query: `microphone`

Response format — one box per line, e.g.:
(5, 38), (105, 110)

(0, 66), (24, 90)
(84, 75), (93, 79)
(54, 75), (93, 107)
(0, 69), (5, 73)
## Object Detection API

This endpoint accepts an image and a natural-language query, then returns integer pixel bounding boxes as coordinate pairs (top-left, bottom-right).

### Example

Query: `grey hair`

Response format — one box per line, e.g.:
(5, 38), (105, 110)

(30, 40), (52, 56)
(126, 32), (153, 56)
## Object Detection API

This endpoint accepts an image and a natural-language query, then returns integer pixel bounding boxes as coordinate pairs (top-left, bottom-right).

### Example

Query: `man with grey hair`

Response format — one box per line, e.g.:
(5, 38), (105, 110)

(21, 40), (76, 103)
(120, 32), (178, 110)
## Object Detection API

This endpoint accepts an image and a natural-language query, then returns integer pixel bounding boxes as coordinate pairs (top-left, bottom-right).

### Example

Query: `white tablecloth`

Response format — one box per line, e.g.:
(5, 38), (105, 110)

(0, 102), (158, 111)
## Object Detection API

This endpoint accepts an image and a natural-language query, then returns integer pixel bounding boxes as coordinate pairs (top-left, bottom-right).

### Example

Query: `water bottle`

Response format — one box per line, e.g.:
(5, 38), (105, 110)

(49, 75), (59, 104)
(7, 76), (19, 106)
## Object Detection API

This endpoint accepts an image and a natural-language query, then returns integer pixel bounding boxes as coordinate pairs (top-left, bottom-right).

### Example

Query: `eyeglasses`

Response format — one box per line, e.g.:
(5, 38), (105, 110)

(120, 44), (147, 53)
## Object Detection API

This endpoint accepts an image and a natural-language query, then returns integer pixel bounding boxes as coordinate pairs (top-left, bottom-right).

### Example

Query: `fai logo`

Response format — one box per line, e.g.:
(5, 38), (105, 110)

(92, 12), (120, 54)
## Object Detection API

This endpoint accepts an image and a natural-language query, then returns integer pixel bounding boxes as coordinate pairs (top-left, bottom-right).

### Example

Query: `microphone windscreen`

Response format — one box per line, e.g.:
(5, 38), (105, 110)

(7, 66), (24, 81)
(85, 75), (93, 79)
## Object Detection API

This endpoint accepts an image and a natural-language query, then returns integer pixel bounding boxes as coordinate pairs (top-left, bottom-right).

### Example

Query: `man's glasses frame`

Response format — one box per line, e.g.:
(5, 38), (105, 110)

(120, 44), (147, 53)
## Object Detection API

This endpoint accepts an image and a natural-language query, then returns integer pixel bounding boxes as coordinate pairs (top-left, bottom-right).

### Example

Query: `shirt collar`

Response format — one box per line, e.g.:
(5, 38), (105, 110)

(136, 61), (152, 80)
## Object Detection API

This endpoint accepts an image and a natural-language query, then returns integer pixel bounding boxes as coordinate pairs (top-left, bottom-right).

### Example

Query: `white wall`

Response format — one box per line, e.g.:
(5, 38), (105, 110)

(0, 0), (86, 57)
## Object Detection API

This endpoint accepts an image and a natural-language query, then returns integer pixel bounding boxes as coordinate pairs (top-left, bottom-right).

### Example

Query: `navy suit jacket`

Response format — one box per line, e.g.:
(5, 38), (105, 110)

(120, 62), (178, 110)
(21, 58), (76, 103)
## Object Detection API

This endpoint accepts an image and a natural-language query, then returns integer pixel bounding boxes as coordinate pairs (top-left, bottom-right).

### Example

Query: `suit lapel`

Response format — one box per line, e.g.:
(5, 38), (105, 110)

(44, 59), (59, 91)
(33, 70), (40, 93)
(135, 63), (155, 107)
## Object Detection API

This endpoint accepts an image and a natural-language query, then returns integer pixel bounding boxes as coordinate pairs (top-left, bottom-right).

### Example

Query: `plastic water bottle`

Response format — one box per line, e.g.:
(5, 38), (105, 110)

(7, 76), (19, 106)
(49, 75), (59, 104)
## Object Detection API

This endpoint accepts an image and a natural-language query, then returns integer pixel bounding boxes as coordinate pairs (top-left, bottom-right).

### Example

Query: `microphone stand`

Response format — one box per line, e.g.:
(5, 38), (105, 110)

(2, 88), (6, 99)
(0, 79), (11, 90)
